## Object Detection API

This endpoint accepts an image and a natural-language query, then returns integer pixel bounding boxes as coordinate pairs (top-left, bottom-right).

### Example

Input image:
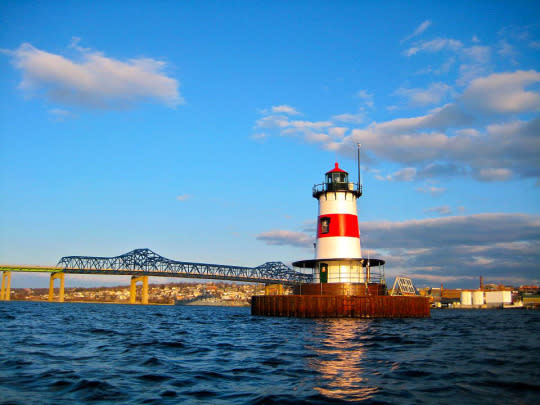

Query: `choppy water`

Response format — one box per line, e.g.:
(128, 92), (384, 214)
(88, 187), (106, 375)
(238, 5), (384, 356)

(0, 302), (538, 404)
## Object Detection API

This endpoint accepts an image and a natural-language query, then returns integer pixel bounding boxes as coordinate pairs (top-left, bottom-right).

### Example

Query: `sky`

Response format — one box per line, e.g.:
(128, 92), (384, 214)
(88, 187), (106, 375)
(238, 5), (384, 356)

(0, 1), (539, 289)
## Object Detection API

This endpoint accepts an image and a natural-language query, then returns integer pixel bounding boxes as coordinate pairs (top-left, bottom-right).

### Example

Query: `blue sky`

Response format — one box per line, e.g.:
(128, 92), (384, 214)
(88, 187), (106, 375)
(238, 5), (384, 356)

(1, 1), (539, 289)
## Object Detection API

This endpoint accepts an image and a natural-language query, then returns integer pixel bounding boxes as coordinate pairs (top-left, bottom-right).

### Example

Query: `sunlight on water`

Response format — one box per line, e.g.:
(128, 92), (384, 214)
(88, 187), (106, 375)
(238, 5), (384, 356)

(310, 320), (378, 401)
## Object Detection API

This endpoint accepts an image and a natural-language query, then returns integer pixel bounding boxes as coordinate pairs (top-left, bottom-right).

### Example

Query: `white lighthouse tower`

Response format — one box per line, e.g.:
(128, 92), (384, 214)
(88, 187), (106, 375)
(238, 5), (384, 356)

(315, 162), (362, 262)
(293, 149), (384, 285)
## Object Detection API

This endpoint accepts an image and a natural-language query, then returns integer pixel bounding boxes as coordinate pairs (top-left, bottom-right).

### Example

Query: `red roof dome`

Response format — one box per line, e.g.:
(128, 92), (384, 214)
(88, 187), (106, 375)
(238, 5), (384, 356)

(326, 162), (348, 174)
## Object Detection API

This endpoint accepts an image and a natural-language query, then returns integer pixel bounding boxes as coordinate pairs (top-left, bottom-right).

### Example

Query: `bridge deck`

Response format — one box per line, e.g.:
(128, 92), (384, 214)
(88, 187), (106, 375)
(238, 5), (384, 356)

(0, 265), (64, 273)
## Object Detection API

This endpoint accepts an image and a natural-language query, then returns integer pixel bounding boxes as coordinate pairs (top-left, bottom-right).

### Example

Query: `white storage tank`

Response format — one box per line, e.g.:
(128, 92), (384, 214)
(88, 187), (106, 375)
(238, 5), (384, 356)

(503, 290), (512, 304)
(460, 291), (472, 306)
(485, 291), (512, 305)
(472, 291), (484, 306)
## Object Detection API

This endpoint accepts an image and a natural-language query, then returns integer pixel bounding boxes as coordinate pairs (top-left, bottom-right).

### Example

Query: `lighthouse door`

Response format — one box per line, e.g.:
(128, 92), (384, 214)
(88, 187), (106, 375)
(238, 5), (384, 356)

(320, 263), (328, 283)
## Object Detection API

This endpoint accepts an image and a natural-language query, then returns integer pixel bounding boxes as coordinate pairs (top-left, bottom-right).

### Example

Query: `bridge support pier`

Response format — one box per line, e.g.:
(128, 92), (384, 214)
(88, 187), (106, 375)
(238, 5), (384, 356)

(49, 272), (65, 302)
(264, 284), (284, 295)
(0, 271), (11, 301)
(130, 276), (149, 304)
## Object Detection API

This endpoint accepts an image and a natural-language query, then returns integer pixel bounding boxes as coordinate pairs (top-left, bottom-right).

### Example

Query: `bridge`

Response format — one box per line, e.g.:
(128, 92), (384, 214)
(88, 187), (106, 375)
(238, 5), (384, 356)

(0, 248), (313, 304)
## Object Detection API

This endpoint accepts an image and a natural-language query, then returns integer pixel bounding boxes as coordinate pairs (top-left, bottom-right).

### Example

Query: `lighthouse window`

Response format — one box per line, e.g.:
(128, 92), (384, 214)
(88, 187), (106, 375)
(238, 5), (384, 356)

(320, 217), (331, 234)
(333, 173), (347, 183)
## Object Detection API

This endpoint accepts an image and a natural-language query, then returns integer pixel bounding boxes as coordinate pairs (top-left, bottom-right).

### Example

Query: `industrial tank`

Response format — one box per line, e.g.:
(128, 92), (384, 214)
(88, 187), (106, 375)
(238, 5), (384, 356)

(472, 291), (484, 306)
(485, 291), (512, 305)
(460, 291), (472, 306)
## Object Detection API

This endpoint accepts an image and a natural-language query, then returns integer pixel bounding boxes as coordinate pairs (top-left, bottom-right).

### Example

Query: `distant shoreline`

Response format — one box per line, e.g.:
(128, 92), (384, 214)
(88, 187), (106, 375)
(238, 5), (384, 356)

(175, 300), (250, 307)
(2, 299), (174, 306)
(1, 299), (253, 307)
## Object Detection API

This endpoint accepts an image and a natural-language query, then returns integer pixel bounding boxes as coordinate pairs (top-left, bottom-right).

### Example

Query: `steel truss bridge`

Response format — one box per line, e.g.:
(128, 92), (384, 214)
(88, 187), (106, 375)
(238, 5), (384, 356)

(2, 248), (313, 285)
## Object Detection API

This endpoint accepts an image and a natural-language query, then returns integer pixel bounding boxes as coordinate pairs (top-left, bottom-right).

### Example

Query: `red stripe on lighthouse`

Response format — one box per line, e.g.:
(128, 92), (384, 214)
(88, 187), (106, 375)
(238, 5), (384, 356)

(317, 214), (360, 238)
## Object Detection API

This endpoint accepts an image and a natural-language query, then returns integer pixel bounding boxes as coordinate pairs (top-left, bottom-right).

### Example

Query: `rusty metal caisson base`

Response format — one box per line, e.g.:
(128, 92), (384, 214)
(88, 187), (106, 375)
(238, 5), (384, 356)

(251, 283), (430, 318)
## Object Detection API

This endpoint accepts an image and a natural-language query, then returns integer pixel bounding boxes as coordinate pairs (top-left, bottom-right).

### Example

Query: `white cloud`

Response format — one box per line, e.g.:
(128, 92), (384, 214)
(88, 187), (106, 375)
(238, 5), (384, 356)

(328, 127), (348, 138)
(301, 219), (317, 233)
(416, 186), (446, 196)
(498, 41), (517, 58)
(402, 20), (432, 43)
(271, 105), (300, 115)
(462, 45), (491, 64)
(498, 24), (535, 43)
(48, 108), (76, 121)
(476, 168), (512, 181)
(461, 70), (540, 113)
(256, 230), (313, 248)
(455, 128), (481, 137)
(176, 194), (191, 201)
(406, 40), (488, 63)
(254, 70), (540, 183)
(305, 132), (330, 143)
(255, 103), (539, 182)
(290, 120), (333, 129)
(251, 132), (268, 140)
(7, 42), (182, 109)
(472, 256), (494, 266)
(383, 167), (417, 182)
(456, 63), (488, 86)
(255, 107), (340, 143)
(424, 205), (451, 215)
(256, 114), (290, 129)
(262, 108), (539, 183)
(456, 46), (491, 84)
(332, 113), (364, 124)
(356, 90), (374, 108)
(396, 82), (452, 106)
(257, 213), (540, 286)
(405, 38), (463, 56)
(340, 73), (540, 181)
(361, 213), (540, 248)
(363, 213), (540, 285)
(405, 36), (491, 85)
(438, 57), (455, 74)
(371, 103), (471, 135)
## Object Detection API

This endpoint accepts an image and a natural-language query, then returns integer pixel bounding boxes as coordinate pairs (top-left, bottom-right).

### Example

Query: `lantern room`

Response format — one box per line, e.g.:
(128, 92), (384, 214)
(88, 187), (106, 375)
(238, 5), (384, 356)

(325, 163), (349, 190)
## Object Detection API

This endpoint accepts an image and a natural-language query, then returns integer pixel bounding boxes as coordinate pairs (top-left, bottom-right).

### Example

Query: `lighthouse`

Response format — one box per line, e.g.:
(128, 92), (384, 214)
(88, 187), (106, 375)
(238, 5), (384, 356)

(251, 147), (430, 318)
(312, 162), (363, 283)
(292, 159), (384, 286)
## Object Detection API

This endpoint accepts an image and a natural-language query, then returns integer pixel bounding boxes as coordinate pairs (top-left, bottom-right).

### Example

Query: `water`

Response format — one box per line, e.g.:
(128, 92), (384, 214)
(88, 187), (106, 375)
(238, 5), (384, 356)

(0, 302), (538, 404)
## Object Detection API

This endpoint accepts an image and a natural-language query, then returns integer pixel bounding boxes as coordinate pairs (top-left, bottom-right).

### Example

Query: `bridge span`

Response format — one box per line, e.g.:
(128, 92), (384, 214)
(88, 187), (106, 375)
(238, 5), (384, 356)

(0, 248), (312, 304)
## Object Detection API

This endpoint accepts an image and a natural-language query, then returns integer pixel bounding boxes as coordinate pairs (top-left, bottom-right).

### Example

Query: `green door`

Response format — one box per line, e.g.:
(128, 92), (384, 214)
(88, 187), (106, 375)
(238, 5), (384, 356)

(320, 263), (328, 283)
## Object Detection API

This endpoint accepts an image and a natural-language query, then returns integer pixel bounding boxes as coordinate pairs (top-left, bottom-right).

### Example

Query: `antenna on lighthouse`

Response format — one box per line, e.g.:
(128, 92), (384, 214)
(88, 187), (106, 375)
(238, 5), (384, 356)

(357, 143), (362, 189)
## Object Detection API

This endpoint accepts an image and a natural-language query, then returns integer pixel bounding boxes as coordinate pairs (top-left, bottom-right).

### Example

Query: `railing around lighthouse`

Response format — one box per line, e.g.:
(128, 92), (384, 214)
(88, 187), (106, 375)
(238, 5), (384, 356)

(312, 182), (362, 198)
